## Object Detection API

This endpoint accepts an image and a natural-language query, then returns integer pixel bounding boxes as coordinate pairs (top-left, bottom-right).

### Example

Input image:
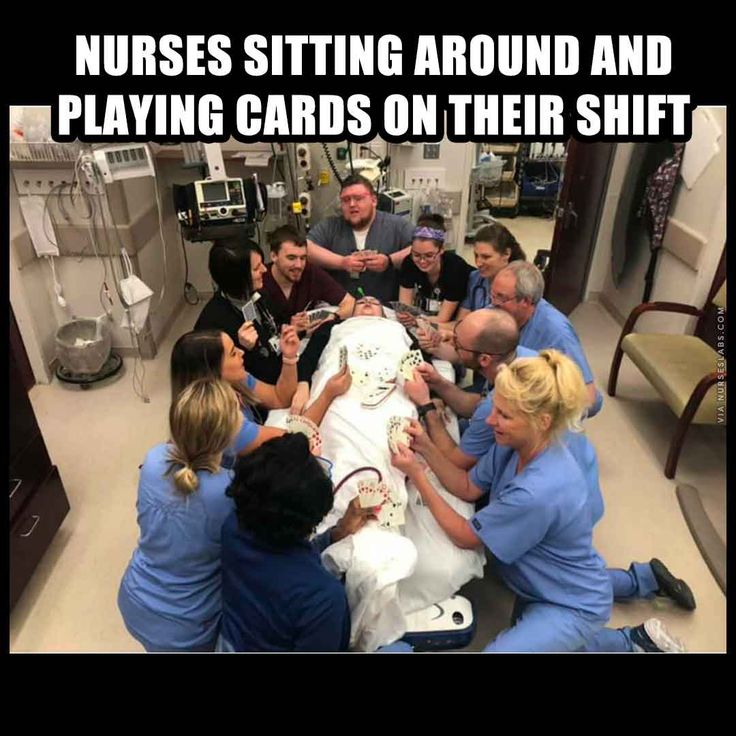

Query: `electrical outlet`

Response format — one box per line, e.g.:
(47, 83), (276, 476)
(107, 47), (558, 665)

(423, 144), (440, 159)
(404, 168), (446, 190)
(296, 144), (311, 172)
(299, 192), (312, 221)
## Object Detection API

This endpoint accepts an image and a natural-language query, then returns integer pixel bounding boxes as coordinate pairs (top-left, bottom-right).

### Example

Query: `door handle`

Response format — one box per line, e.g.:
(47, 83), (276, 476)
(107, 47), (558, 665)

(566, 202), (579, 228)
(10, 478), (22, 499)
(19, 515), (41, 538)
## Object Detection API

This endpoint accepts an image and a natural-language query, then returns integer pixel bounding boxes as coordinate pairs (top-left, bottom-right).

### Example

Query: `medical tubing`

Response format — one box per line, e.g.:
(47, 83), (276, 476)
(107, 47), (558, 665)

(321, 143), (343, 186)
(332, 466), (383, 496)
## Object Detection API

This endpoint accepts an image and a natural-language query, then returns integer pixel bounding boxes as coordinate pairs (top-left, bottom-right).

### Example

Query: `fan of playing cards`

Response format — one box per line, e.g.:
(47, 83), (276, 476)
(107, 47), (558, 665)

(357, 479), (405, 528)
(285, 414), (323, 456)
(387, 416), (411, 454)
(398, 350), (424, 381)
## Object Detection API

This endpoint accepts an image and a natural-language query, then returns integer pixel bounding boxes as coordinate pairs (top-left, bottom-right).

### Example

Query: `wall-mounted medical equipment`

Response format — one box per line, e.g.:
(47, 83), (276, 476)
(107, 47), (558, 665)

(378, 188), (413, 218)
(93, 144), (155, 183)
(193, 177), (246, 221)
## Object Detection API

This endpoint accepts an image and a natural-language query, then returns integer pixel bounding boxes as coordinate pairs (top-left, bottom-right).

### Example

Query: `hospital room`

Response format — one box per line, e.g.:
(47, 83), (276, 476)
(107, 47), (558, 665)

(8, 104), (726, 653)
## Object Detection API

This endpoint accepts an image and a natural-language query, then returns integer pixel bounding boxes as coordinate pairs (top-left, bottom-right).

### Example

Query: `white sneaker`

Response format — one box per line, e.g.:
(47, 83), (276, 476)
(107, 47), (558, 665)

(643, 618), (687, 653)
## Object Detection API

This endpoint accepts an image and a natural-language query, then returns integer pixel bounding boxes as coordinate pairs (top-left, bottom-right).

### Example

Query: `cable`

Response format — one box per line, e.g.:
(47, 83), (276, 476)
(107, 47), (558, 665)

(179, 225), (200, 305)
(321, 143), (343, 186)
(347, 142), (354, 174)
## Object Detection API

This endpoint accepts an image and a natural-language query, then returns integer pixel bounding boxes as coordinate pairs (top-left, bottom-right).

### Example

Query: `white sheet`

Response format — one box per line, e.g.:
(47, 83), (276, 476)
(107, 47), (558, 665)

(267, 317), (485, 650)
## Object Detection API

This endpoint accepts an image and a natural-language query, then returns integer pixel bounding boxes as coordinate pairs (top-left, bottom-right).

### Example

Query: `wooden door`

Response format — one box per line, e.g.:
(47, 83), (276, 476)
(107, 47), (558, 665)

(544, 141), (616, 315)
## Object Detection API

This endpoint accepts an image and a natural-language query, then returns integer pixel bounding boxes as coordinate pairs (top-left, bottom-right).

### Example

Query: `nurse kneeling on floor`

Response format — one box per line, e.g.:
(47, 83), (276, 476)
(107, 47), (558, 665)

(391, 350), (685, 652)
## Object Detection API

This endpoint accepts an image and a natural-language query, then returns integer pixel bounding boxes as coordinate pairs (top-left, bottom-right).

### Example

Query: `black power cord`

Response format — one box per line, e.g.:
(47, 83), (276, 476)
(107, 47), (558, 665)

(179, 228), (200, 305)
(321, 143), (343, 186)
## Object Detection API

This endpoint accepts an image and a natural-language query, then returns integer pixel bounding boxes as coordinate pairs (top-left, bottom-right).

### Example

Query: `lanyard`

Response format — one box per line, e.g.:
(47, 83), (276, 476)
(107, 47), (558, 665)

(472, 280), (490, 310)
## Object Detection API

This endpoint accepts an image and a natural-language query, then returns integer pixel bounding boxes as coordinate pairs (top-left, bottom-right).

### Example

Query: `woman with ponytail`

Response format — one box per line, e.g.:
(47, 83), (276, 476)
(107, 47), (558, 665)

(392, 350), (685, 652)
(118, 378), (243, 652)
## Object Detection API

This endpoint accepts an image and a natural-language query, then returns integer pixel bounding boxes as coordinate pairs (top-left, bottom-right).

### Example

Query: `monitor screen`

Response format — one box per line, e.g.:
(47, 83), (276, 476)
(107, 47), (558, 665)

(201, 181), (228, 202)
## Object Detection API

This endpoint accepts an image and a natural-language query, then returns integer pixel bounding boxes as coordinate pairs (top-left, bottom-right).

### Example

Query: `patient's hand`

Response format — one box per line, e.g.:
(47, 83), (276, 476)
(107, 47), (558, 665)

(326, 364), (352, 398)
(331, 497), (377, 543)
(290, 381), (310, 415)
(391, 442), (422, 478)
(280, 324), (300, 361)
(404, 370), (431, 406)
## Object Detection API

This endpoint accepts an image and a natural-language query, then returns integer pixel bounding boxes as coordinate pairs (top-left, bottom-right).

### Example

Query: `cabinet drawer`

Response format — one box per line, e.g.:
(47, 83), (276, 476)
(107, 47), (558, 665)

(9, 433), (52, 522)
(10, 466), (70, 611)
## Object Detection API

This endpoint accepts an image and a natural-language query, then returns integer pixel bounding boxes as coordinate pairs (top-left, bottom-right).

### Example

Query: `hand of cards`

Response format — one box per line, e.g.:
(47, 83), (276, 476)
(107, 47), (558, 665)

(305, 306), (338, 324)
(389, 301), (425, 318)
(398, 349), (424, 381)
(357, 479), (405, 528)
(387, 416), (411, 454)
(285, 414), (323, 456)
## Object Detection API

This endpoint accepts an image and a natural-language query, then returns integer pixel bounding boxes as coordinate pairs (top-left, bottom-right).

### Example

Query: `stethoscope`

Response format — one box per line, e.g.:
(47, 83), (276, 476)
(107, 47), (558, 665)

(471, 277), (491, 311)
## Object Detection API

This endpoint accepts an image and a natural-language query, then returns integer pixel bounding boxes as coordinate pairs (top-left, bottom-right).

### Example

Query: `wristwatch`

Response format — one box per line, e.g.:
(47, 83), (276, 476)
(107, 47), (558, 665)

(417, 402), (437, 420)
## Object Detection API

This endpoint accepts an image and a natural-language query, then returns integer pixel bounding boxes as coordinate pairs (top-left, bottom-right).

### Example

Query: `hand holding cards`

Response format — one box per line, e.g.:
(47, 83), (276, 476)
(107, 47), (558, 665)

(285, 414), (323, 455)
(398, 349), (424, 381)
(357, 479), (405, 528)
(241, 292), (261, 323)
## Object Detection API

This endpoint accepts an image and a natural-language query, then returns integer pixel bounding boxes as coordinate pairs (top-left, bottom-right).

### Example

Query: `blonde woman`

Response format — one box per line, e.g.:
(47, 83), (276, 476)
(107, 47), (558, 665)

(118, 378), (243, 652)
(392, 350), (685, 652)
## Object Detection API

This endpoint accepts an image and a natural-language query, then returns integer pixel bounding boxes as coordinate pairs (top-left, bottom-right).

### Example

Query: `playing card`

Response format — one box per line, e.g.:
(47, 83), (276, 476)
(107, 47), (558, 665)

(285, 414), (322, 455)
(376, 496), (405, 528)
(307, 308), (332, 324)
(389, 301), (424, 317)
(354, 343), (381, 361)
(339, 345), (348, 371)
(241, 299), (258, 323)
(360, 383), (396, 408)
(416, 318), (437, 337)
(398, 350), (424, 381)
(387, 416), (411, 454)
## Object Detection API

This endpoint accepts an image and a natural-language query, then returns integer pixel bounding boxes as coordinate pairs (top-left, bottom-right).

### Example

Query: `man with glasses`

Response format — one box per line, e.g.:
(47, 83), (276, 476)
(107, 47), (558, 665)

(400, 309), (696, 615)
(307, 174), (415, 304)
(491, 261), (603, 417)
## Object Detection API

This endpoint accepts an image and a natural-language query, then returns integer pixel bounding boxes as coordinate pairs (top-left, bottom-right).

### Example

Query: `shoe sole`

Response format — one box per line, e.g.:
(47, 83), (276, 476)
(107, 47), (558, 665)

(644, 618), (687, 653)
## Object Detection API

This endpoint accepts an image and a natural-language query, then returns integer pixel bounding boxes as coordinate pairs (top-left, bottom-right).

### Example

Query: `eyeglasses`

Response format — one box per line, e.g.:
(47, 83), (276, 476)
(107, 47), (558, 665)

(340, 194), (369, 205)
(410, 250), (440, 263)
(315, 456), (333, 479)
(490, 290), (518, 306)
(452, 321), (509, 359)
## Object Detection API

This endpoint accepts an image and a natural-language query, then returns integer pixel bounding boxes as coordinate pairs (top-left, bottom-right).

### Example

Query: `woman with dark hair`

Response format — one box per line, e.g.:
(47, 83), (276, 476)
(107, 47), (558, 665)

(118, 378), (242, 652)
(219, 433), (371, 652)
(194, 235), (338, 394)
(456, 222), (527, 319)
(171, 328), (352, 465)
(397, 213), (473, 325)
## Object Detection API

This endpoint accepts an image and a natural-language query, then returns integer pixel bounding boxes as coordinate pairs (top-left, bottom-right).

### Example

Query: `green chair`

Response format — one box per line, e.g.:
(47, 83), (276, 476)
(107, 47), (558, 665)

(608, 280), (726, 478)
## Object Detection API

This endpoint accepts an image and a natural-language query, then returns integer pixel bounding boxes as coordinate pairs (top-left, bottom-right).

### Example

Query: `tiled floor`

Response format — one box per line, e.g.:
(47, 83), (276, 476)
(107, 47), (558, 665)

(10, 292), (726, 652)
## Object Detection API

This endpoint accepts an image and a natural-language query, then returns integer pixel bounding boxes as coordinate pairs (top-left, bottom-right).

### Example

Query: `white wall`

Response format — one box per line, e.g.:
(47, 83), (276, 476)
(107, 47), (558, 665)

(587, 107), (726, 333)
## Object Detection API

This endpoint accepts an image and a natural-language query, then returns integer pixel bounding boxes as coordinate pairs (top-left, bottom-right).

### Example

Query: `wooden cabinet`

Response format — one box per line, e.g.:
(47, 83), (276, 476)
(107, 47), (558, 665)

(9, 312), (70, 611)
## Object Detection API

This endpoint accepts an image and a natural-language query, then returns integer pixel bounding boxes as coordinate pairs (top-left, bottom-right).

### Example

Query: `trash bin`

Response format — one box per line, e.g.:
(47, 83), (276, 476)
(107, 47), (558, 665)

(55, 319), (112, 376)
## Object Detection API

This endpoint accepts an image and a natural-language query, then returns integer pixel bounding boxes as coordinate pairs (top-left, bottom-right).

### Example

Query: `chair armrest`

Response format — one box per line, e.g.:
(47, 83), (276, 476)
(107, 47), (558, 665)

(618, 301), (704, 345)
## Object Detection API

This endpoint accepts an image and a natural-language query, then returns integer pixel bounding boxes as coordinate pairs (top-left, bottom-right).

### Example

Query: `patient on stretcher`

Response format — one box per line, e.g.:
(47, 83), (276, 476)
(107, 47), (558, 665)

(288, 296), (485, 651)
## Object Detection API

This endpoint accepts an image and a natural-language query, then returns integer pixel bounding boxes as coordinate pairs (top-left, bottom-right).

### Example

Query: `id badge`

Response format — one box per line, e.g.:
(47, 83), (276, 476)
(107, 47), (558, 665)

(427, 298), (441, 314)
(268, 334), (282, 355)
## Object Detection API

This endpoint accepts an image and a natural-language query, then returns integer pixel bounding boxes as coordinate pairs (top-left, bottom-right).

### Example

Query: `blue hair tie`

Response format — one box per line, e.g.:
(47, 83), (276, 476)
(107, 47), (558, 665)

(413, 226), (446, 243)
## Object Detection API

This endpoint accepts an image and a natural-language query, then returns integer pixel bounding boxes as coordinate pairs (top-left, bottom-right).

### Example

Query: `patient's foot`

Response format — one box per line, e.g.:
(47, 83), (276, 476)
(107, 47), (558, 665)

(650, 558), (696, 611)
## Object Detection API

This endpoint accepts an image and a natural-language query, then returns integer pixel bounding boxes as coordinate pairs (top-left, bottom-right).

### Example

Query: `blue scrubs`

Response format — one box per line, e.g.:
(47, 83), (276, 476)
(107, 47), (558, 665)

(519, 298), (603, 417)
(222, 374), (262, 469)
(460, 270), (491, 313)
(470, 440), (655, 651)
(118, 443), (235, 652)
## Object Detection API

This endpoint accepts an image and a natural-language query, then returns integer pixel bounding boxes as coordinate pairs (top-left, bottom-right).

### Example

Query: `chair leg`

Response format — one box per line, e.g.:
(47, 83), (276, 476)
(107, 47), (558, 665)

(664, 373), (719, 479)
(608, 344), (625, 397)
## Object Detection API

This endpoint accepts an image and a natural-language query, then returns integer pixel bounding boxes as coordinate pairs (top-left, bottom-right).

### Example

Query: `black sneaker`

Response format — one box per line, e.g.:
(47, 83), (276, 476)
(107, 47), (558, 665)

(650, 558), (697, 611)
(629, 618), (687, 653)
